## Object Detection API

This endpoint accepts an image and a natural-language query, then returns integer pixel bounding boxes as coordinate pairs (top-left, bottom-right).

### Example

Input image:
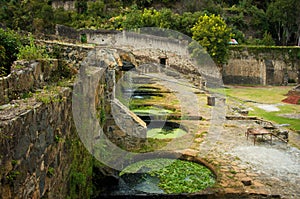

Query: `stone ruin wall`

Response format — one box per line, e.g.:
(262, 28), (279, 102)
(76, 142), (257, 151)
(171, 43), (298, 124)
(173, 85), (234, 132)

(223, 47), (300, 85)
(0, 73), (93, 198)
(77, 48), (147, 151)
(0, 60), (58, 105)
(51, 1), (76, 11)
(0, 41), (92, 106)
(56, 24), (300, 85)
(0, 42), (147, 198)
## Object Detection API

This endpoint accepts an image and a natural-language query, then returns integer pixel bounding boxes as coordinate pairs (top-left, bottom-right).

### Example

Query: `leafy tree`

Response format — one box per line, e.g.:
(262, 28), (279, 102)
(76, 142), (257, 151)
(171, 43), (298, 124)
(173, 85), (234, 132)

(153, 8), (180, 29)
(119, 8), (143, 30)
(75, 0), (88, 14)
(54, 8), (73, 26)
(248, 5), (269, 37)
(178, 11), (203, 36)
(87, 0), (105, 18)
(0, 28), (23, 76)
(267, 0), (300, 45)
(191, 14), (231, 66)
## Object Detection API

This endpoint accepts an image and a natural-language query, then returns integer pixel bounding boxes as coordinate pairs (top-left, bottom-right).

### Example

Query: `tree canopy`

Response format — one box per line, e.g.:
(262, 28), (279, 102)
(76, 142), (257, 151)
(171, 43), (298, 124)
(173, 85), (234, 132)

(191, 14), (231, 65)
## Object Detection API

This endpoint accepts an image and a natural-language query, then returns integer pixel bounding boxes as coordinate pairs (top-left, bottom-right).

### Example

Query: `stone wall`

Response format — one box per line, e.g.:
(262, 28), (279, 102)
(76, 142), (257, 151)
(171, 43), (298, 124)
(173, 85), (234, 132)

(0, 60), (58, 105)
(0, 87), (93, 198)
(0, 40), (93, 106)
(51, 1), (75, 11)
(55, 25), (79, 41)
(39, 40), (94, 69)
(85, 30), (223, 88)
(74, 48), (147, 152)
(224, 46), (300, 85)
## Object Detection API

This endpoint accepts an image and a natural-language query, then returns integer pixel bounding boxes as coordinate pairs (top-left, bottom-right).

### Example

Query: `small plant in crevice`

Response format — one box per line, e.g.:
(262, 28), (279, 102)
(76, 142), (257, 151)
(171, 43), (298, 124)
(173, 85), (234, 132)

(11, 160), (18, 167)
(6, 170), (21, 183)
(47, 167), (55, 177)
(55, 135), (64, 143)
(21, 91), (33, 99)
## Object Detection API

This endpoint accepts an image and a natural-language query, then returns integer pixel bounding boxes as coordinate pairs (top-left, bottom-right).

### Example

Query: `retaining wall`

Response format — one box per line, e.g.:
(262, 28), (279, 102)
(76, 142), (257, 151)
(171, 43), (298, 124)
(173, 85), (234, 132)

(0, 60), (58, 105)
(0, 87), (93, 198)
(223, 46), (300, 85)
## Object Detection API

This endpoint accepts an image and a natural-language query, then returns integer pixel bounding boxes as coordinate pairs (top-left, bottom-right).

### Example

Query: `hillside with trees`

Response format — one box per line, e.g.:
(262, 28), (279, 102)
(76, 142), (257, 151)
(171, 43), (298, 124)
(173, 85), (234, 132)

(1, 0), (299, 46)
(1, 0), (300, 76)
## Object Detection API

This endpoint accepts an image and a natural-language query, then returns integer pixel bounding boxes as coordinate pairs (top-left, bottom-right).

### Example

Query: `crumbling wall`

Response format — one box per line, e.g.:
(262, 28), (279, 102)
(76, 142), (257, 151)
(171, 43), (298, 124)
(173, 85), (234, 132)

(224, 47), (300, 85)
(0, 60), (58, 105)
(0, 87), (93, 199)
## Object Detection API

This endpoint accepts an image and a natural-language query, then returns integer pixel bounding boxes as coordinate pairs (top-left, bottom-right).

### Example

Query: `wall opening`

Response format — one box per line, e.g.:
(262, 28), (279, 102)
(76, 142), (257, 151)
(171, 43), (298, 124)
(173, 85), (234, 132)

(159, 57), (167, 66)
(81, 34), (87, 43)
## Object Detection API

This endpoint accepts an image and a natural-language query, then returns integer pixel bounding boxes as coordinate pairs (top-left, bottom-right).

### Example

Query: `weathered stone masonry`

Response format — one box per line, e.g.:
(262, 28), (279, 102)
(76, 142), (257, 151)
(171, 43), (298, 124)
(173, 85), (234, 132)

(0, 86), (92, 198)
(223, 46), (300, 85)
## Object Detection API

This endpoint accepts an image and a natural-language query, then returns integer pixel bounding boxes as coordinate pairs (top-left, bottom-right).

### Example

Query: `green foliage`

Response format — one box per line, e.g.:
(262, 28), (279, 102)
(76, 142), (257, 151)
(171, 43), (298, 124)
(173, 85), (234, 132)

(87, 0), (105, 18)
(0, 0), (299, 46)
(47, 167), (55, 177)
(266, 0), (300, 45)
(17, 35), (49, 60)
(6, 170), (21, 183)
(192, 14), (231, 65)
(0, 28), (23, 76)
(75, 0), (88, 14)
(248, 5), (269, 36)
(68, 138), (93, 199)
(21, 91), (33, 99)
(120, 158), (215, 193)
(261, 31), (275, 46)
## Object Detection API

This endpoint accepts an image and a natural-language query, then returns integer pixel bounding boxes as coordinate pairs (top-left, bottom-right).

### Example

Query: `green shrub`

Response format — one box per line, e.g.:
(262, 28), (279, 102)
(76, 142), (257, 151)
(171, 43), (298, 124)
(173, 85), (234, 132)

(0, 28), (23, 76)
(17, 35), (49, 61)
(261, 31), (275, 46)
(47, 167), (55, 177)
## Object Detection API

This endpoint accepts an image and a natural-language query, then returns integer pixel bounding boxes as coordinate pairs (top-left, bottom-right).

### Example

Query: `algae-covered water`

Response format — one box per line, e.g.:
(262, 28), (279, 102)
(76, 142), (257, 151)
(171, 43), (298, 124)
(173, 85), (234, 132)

(119, 158), (215, 194)
(147, 128), (187, 139)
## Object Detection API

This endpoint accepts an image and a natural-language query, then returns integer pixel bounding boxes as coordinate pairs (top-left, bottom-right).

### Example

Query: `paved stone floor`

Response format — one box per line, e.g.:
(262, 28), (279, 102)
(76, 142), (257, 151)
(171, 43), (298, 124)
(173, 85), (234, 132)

(136, 73), (300, 198)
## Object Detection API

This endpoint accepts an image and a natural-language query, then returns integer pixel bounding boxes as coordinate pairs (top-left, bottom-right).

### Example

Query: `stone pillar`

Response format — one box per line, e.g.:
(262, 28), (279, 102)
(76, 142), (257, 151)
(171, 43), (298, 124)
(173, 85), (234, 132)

(207, 96), (215, 106)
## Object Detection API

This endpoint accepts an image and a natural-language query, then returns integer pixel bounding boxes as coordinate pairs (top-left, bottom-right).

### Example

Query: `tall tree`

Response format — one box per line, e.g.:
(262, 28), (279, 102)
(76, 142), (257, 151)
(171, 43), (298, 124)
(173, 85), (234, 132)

(191, 14), (231, 66)
(267, 0), (300, 45)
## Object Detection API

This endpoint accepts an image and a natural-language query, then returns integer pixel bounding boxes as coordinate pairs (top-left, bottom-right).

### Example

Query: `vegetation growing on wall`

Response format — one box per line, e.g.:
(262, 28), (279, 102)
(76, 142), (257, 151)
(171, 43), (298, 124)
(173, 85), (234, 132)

(17, 34), (49, 60)
(229, 45), (300, 61)
(67, 137), (94, 199)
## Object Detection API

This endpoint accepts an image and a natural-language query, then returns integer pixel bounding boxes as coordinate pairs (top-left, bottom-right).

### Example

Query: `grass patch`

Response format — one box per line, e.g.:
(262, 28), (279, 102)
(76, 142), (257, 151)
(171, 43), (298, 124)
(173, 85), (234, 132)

(249, 106), (300, 131)
(131, 106), (174, 115)
(212, 86), (300, 130)
(212, 86), (292, 104)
